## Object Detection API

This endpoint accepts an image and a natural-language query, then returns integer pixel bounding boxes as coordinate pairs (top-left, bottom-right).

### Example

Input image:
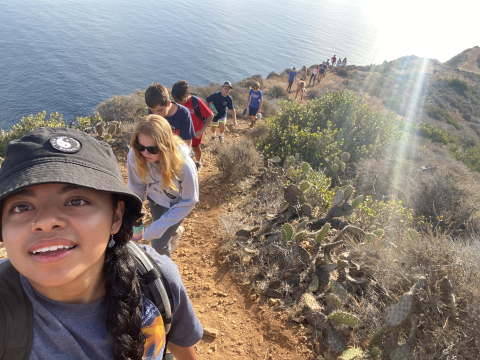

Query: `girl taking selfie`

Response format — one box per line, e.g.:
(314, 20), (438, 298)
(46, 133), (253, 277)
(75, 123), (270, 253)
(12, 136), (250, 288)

(0, 127), (202, 360)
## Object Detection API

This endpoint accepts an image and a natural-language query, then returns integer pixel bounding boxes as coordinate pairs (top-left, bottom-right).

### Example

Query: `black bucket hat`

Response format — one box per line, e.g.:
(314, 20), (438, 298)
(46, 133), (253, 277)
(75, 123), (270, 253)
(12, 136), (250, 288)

(0, 127), (142, 215)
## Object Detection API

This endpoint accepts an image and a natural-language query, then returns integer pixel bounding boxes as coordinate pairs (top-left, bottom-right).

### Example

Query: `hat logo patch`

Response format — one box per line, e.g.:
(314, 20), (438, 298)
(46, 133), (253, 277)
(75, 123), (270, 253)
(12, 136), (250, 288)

(50, 136), (81, 153)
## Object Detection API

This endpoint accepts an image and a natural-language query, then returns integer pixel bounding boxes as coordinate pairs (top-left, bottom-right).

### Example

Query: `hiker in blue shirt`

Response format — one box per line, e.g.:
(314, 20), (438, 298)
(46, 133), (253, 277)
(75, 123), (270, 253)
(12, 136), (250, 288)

(205, 81), (237, 143)
(245, 82), (263, 127)
(286, 67), (297, 93)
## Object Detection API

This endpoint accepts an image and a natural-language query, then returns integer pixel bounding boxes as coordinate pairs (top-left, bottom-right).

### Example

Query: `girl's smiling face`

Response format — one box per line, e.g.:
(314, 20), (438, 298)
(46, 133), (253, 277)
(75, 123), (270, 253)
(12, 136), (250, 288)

(1, 183), (124, 301)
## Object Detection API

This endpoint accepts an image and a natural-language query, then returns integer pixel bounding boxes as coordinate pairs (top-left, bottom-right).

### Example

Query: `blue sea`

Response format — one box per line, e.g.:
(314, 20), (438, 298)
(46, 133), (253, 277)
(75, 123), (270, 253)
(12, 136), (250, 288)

(0, 0), (477, 129)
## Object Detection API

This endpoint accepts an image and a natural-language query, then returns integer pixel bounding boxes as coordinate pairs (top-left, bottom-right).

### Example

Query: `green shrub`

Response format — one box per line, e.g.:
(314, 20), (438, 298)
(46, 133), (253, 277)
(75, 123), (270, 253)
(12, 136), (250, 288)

(74, 114), (104, 131)
(94, 90), (146, 122)
(441, 78), (471, 94)
(215, 139), (261, 181)
(261, 91), (403, 168)
(267, 71), (279, 79)
(238, 77), (264, 89)
(0, 111), (65, 157)
(268, 85), (287, 99)
(337, 69), (348, 78)
(449, 144), (480, 172)
(425, 103), (461, 130)
(417, 122), (450, 145)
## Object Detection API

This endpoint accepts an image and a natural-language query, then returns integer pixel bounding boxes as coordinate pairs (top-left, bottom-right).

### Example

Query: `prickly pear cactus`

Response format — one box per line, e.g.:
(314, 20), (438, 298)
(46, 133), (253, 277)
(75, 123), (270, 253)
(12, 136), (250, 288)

(309, 275), (319, 292)
(334, 158), (345, 172)
(294, 230), (308, 241)
(330, 280), (350, 304)
(343, 185), (354, 202)
(107, 122), (118, 135)
(385, 292), (413, 326)
(286, 166), (295, 178)
(251, 190), (257, 198)
(332, 189), (344, 207)
(95, 123), (104, 136)
(295, 153), (300, 161)
(103, 133), (112, 142)
(312, 206), (320, 218)
(365, 233), (377, 242)
(341, 348), (365, 360)
(328, 311), (360, 326)
(337, 259), (349, 269)
(316, 223), (330, 245)
(248, 226), (261, 233)
(285, 155), (295, 168)
(301, 203), (312, 216)
(281, 223), (294, 241)
(327, 331), (347, 352)
(369, 325), (387, 347)
(373, 229), (384, 238)
(303, 186), (312, 197)
(351, 195), (363, 209)
(326, 293), (342, 310)
(299, 181), (311, 191)
(330, 163), (339, 174)
(301, 292), (322, 311)
(341, 152), (350, 163)
(301, 162), (311, 174)
(390, 344), (410, 360)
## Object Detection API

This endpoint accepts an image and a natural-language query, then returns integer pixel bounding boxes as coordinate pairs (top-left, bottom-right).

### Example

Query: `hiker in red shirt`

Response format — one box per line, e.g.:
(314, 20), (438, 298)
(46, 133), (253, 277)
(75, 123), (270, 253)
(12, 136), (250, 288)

(331, 55), (337, 68)
(172, 80), (214, 172)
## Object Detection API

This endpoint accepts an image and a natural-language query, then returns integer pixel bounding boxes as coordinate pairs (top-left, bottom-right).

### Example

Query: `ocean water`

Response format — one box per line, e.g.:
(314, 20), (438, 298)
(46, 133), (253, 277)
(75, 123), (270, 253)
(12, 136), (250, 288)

(0, 0), (477, 129)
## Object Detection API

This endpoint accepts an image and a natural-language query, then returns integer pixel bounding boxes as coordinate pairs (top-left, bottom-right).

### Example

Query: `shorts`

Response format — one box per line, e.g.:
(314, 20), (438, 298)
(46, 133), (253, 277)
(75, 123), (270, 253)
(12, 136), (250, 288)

(192, 135), (202, 147)
(211, 114), (227, 127)
(248, 106), (259, 117)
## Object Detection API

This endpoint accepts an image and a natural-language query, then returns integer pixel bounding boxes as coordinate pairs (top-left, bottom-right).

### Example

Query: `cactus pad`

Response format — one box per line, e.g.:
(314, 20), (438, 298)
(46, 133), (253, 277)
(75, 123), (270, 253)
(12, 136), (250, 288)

(301, 162), (311, 174)
(316, 223), (330, 245)
(309, 275), (319, 292)
(332, 189), (344, 207)
(294, 230), (308, 241)
(341, 348), (365, 360)
(351, 195), (363, 209)
(328, 311), (360, 326)
(271, 156), (281, 163)
(337, 260), (349, 269)
(295, 153), (300, 161)
(373, 229), (384, 238)
(330, 164), (339, 174)
(286, 166), (295, 178)
(285, 155), (295, 167)
(390, 344), (410, 360)
(301, 292), (322, 311)
(281, 223), (294, 241)
(301, 203), (312, 216)
(326, 293), (342, 310)
(365, 233), (377, 242)
(343, 185), (354, 202)
(303, 186), (312, 197)
(330, 280), (350, 304)
(299, 181), (311, 191)
(103, 133), (112, 142)
(369, 325), (387, 347)
(327, 331), (347, 352)
(341, 152), (350, 163)
(385, 292), (413, 326)
(248, 226), (261, 233)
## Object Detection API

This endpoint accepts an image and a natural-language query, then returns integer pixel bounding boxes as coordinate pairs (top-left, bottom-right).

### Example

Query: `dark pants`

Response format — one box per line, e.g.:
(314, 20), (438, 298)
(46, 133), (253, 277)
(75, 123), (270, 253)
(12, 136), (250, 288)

(148, 198), (183, 257)
(286, 81), (293, 92)
(309, 73), (317, 86)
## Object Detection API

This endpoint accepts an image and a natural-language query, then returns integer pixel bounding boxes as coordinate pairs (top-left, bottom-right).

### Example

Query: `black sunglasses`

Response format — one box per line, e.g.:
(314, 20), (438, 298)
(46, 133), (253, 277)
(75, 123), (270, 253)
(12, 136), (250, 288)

(134, 140), (160, 155)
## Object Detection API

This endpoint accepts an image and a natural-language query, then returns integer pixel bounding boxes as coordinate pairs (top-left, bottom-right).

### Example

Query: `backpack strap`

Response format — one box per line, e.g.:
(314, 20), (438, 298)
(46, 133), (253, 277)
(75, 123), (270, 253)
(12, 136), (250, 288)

(190, 95), (206, 124)
(0, 260), (33, 360)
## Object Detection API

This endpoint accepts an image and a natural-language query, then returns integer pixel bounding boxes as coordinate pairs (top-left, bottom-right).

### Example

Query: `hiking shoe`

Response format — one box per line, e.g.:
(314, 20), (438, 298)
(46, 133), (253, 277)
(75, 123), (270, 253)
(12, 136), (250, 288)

(171, 226), (184, 252)
(195, 162), (202, 173)
(219, 136), (224, 143)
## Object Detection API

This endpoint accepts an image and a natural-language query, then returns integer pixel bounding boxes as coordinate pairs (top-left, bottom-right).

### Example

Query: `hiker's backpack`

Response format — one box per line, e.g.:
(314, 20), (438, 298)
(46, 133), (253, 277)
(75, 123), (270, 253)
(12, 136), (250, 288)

(0, 242), (173, 360)
(190, 94), (207, 124)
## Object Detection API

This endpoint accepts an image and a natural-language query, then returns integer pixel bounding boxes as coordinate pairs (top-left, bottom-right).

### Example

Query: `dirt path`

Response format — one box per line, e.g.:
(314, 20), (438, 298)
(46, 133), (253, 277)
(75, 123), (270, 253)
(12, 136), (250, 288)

(118, 124), (313, 359)
(459, 46), (480, 74)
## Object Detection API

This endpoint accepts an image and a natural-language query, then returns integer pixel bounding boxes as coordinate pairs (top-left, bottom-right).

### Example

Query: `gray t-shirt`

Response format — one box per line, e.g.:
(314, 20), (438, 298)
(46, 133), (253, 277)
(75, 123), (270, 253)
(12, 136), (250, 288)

(20, 245), (203, 360)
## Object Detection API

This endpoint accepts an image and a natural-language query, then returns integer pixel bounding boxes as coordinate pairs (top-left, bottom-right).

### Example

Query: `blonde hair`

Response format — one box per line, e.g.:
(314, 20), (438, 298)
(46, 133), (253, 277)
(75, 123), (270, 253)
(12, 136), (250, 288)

(297, 81), (306, 90)
(130, 115), (185, 191)
(253, 82), (260, 90)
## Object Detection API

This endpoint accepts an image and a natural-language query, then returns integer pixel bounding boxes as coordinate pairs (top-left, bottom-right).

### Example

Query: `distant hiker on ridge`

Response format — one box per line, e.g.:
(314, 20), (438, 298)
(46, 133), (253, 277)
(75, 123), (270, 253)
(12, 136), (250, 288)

(309, 65), (319, 86)
(145, 82), (195, 149)
(342, 58), (347, 67)
(331, 55), (337, 68)
(286, 67), (297, 93)
(299, 65), (307, 83)
(318, 61), (328, 83)
(171, 80), (214, 173)
(206, 81), (237, 143)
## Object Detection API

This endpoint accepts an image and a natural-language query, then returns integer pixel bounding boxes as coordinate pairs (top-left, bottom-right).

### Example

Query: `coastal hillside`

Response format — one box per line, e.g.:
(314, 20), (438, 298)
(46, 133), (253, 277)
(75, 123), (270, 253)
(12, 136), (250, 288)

(1, 47), (480, 359)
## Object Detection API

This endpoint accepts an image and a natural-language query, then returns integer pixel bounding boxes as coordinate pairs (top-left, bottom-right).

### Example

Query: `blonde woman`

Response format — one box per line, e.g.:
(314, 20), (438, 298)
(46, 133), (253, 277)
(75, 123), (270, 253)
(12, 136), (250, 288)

(295, 81), (306, 101)
(299, 65), (307, 82)
(127, 115), (199, 257)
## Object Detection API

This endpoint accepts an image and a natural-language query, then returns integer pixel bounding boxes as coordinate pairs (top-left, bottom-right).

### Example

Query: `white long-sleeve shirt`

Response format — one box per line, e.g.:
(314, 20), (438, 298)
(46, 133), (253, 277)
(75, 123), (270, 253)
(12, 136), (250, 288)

(127, 144), (199, 241)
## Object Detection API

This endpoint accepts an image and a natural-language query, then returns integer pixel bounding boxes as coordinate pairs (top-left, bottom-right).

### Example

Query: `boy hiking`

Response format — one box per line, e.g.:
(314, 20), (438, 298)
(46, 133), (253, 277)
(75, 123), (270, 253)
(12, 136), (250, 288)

(245, 82), (263, 127)
(172, 80), (214, 172)
(145, 82), (195, 148)
(206, 81), (237, 143)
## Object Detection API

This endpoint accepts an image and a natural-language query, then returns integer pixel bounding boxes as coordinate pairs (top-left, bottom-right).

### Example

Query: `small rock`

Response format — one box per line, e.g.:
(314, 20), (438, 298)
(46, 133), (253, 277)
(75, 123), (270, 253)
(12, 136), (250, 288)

(268, 298), (278, 306)
(250, 294), (257, 301)
(216, 291), (228, 297)
(207, 350), (213, 354)
(283, 272), (291, 279)
(304, 325), (314, 335)
(203, 327), (218, 338)
(323, 353), (332, 360)
(269, 280), (282, 289)
(316, 356), (325, 360)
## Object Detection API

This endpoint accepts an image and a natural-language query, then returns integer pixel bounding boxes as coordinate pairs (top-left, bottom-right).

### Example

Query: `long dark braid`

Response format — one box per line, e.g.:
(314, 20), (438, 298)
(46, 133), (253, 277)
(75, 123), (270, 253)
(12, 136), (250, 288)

(104, 194), (145, 360)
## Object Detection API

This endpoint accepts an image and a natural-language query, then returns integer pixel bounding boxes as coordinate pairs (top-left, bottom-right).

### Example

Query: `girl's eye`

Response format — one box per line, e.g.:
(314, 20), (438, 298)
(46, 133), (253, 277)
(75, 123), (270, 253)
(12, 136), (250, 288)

(12, 204), (33, 213)
(67, 199), (88, 206)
